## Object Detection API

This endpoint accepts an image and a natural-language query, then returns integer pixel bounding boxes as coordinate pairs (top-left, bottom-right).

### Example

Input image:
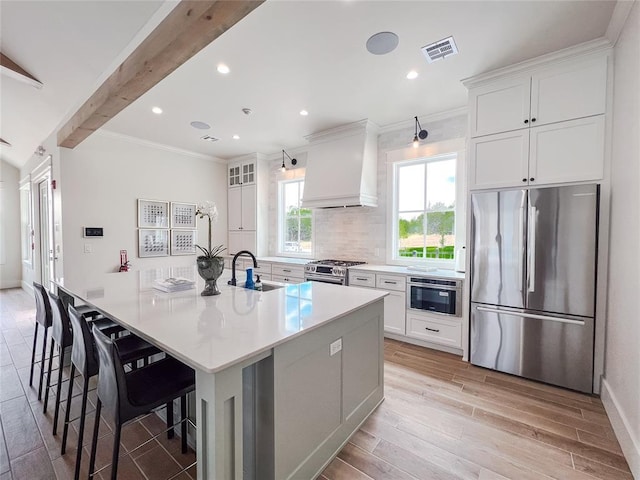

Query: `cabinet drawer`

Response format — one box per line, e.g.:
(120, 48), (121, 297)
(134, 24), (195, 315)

(272, 274), (303, 284)
(376, 274), (406, 292)
(241, 259), (272, 274)
(272, 264), (304, 279)
(407, 313), (461, 348)
(349, 272), (375, 288)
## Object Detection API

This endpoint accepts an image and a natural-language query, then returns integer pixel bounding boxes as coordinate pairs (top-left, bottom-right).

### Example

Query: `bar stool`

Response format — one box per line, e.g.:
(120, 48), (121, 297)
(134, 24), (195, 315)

(42, 292), (124, 428)
(89, 326), (195, 480)
(31, 282), (53, 400)
(64, 305), (160, 480)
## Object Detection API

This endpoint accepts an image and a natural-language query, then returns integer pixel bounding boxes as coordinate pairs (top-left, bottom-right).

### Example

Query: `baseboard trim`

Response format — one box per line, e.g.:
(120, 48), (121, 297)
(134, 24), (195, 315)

(21, 281), (33, 294)
(0, 281), (21, 289)
(601, 378), (640, 478)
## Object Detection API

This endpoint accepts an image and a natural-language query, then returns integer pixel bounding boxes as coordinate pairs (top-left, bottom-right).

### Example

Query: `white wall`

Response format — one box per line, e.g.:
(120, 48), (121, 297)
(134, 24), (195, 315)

(58, 131), (227, 286)
(266, 112), (467, 262)
(603, 2), (640, 477)
(0, 160), (22, 288)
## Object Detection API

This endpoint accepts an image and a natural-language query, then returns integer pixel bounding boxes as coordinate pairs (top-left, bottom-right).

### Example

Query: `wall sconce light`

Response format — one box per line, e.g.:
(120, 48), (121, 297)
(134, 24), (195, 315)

(412, 116), (428, 148)
(281, 149), (297, 172)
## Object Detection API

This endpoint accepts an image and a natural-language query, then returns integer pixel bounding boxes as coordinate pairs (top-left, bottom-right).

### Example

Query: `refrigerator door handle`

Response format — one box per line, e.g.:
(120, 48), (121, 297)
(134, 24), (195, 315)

(527, 206), (538, 292)
(518, 195), (526, 293)
(475, 306), (586, 325)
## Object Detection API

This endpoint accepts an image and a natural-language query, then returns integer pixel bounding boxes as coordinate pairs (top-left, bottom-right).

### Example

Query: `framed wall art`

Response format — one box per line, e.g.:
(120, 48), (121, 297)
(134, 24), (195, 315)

(171, 202), (197, 229)
(171, 229), (197, 256)
(138, 199), (169, 228)
(138, 229), (169, 257)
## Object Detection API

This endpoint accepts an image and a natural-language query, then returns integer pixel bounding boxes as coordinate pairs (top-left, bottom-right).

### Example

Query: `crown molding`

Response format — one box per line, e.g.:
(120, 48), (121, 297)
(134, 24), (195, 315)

(96, 129), (226, 164)
(304, 119), (379, 144)
(462, 37), (613, 88)
(378, 106), (468, 134)
(606, 0), (635, 46)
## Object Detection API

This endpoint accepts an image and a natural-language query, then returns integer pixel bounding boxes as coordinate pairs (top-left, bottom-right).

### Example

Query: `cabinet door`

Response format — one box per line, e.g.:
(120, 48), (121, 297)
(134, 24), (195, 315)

(242, 161), (256, 185)
(384, 291), (406, 335)
(407, 313), (461, 348)
(228, 230), (256, 256)
(228, 163), (241, 187)
(228, 187), (242, 230)
(469, 130), (529, 190)
(531, 56), (607, 128)
(529, 116), (604, 185)
(469, 76), (531, 137)
(241, 184), (257, 231)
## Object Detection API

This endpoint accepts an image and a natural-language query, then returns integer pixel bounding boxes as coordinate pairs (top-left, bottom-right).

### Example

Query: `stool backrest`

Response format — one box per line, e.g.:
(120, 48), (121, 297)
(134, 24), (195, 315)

(33, 282), (52, 328)
(47, 291), (72, 348)
(92, 326), (128, 423)
(68, 305), (100, 377)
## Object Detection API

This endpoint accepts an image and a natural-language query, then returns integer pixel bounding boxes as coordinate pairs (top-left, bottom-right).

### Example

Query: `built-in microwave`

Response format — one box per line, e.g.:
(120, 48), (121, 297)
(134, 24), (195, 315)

(407, 276), (462, 317)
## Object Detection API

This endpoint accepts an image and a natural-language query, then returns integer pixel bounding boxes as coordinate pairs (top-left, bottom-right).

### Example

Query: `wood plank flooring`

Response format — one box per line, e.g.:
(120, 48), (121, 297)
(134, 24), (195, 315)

(1, 288), (633, 479)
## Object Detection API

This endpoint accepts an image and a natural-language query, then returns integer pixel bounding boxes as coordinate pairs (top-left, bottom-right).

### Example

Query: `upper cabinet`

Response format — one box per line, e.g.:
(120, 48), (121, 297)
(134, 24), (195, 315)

(228, 159), (256, 187)
(465, 48), (610, 190)
(469, 55), (608, 138)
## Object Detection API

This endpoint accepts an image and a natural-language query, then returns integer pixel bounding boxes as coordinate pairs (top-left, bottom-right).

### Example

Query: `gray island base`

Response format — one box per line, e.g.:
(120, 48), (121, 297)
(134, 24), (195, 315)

(55, 271), (386, 480)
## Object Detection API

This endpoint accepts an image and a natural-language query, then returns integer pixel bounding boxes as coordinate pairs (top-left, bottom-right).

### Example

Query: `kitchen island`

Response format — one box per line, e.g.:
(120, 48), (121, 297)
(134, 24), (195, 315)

(55, 269), (386, 479)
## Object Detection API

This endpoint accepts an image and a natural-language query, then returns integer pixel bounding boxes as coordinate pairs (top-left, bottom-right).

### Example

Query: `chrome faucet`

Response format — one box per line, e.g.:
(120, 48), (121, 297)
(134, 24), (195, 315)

(228, 250), (258, 286)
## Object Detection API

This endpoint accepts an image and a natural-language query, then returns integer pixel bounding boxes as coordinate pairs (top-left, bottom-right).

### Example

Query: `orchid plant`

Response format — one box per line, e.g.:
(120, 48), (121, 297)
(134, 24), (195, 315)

(195, 201), (226, 258)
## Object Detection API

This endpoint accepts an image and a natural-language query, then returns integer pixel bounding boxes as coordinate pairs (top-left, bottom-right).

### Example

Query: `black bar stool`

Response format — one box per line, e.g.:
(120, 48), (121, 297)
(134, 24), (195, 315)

(64, 305), (160, 480)
(89, 327), (195, 480)
(42, 292), (125, 428)
(31, 282), (52, 400)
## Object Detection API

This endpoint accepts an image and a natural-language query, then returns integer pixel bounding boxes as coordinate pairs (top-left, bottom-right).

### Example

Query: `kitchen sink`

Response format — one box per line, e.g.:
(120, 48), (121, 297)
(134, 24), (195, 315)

(260, 283), (284, 292)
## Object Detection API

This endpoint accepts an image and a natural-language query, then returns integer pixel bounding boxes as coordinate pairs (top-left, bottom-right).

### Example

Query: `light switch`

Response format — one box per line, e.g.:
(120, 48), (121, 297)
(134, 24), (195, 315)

(330, 338), (342, 356)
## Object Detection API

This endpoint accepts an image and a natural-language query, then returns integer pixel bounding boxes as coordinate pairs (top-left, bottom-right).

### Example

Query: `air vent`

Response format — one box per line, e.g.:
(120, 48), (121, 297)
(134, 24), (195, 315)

(201, 135), (219, 142)
(421, 36), (458, 63)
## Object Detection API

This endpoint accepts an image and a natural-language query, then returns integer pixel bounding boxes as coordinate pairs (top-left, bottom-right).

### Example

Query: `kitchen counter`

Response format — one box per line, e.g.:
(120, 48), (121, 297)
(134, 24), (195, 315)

(55, 268), (385, 479)
(350, 264), (465, 280)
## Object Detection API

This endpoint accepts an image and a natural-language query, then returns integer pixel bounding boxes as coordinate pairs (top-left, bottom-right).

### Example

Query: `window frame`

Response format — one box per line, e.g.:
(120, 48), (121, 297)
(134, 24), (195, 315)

(277, 178), (314, 258)
(387, 139), (466, 268)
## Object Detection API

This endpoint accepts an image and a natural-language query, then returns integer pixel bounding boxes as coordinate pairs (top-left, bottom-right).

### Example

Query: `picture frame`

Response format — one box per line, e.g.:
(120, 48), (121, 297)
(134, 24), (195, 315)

(138, 229), (169, 257)
(170, 229), (197, 256)
(138, 199), (169, 228)
(170, 202), (197, 229)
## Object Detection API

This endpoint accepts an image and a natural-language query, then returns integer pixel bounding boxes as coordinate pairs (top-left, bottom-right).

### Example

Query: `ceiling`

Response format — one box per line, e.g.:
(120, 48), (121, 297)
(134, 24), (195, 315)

(1, 1), (617, 169)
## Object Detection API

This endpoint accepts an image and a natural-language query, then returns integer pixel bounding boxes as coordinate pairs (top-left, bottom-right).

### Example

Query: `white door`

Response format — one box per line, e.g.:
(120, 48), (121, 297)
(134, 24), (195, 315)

(228, 187), (242, 230)
(383, 291), (406, 335)
(241, 184), (257, 231)
(469, 129), (530, 190)
(38, 179), (53, 289)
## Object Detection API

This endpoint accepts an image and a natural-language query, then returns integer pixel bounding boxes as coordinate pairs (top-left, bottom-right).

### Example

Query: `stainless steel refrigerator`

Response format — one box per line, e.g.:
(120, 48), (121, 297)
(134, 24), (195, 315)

(470, 184), (599, 393)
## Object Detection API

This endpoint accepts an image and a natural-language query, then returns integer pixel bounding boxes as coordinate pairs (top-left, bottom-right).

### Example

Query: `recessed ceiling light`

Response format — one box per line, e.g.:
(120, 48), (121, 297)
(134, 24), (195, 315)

(190, 121), (210, 130)
(406, 70), (418, 80)
(152, 106), (163, 115)
(366, 31), (399, 55)
(217, 64), (230, 74)
(300, 110), (309, 116)
(232, 134), (240, 140)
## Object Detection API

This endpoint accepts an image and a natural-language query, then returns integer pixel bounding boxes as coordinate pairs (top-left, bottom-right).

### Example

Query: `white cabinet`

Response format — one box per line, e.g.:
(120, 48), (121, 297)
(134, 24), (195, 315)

(469, 55), (607, 138)
(406, 312), (462, 348)
(227, 154), (267, 256)
(271, 263), (305, 284)
(350, 270), (406, 335)
(470, 115), (604, 189)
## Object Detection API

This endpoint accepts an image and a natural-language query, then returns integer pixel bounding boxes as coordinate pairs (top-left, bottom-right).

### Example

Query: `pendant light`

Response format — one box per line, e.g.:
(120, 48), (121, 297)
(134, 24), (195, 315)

(281, 149), (297, 171)
(412, 116), (428, 148)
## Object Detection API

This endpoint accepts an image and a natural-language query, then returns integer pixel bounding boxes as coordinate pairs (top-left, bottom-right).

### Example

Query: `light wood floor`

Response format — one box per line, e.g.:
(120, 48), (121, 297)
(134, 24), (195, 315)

(1, 288), (633, 479)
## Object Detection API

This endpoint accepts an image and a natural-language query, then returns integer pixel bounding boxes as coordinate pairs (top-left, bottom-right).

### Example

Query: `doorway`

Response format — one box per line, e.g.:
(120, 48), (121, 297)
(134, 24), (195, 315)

(37, 176), (53, 290)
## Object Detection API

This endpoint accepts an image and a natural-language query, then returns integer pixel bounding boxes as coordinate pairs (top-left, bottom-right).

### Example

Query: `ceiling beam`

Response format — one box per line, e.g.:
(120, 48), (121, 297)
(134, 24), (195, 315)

(57, 0), (264, 149)
(0, 53), (43, 89)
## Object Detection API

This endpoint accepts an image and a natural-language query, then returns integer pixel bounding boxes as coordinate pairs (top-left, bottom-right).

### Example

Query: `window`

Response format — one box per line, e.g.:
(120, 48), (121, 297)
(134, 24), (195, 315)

(279, 179), (313, 255)
(393, 153), (456, 262)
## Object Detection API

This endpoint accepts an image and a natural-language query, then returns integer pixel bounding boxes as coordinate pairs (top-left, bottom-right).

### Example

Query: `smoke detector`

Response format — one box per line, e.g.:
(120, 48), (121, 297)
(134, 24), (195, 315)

(242, 108), (252, 116)
(421, 36), (458, 63)
(201, 135), (219, 143)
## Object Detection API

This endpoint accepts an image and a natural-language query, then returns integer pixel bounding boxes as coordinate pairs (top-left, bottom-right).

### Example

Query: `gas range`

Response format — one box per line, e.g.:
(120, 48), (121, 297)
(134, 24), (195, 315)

(304, 259), (366, 285)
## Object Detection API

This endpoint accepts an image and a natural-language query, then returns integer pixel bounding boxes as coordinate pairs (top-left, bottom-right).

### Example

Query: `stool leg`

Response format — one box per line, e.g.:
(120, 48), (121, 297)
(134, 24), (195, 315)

(61, 364), (75, 455)
(181, 395), (187, 454)
(88, 399), (101, 478)
(52, 345), (65, 435)
(74, 374), (90, 480)
(166, 401), (174, 439)
(110, 422), (122, 480)
(43, 337), (55, 413)
(37, 326), (49, 400)
(29, 323), (39, 386)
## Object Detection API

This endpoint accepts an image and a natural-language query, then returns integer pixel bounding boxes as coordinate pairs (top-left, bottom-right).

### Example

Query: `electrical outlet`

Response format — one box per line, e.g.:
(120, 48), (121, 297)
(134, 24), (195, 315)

(84, 244), (92, 253)
(329, 338), (342, 356)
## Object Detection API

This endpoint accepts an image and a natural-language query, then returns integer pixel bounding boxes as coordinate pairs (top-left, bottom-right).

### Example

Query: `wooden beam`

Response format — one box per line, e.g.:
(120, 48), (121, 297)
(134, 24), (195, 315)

(57, 0), (264, 149)
(0, 138), (11, 147)
(0, 53), (43, 89)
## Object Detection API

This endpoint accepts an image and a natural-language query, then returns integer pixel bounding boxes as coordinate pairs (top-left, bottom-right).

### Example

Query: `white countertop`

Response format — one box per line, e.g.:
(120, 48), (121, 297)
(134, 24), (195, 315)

(55, 268), (386, 374)
(349, 264), (465, 280)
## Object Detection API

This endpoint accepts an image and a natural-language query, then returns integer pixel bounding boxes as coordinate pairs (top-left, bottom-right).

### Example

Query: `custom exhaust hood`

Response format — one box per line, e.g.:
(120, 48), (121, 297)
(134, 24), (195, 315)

(301, 119), (379, 209)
